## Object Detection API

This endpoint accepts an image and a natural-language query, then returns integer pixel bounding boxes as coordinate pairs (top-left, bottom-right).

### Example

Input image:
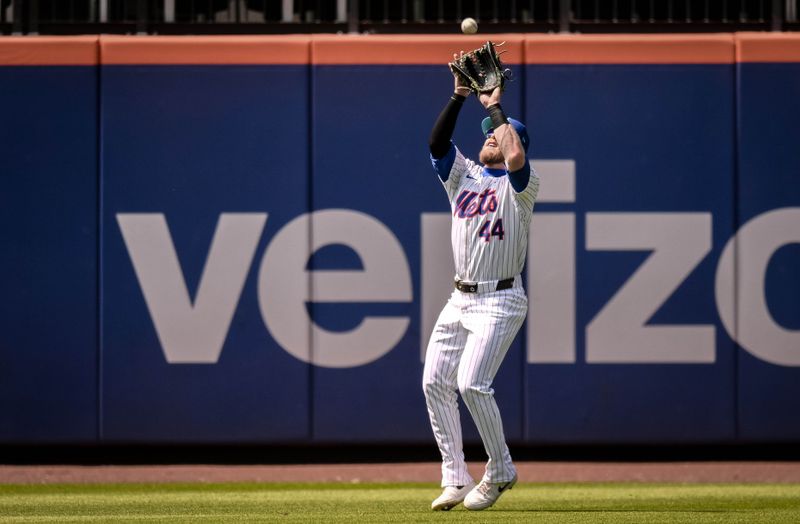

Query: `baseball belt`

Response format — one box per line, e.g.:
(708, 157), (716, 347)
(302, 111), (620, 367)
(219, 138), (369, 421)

(455, 277), (515, 294)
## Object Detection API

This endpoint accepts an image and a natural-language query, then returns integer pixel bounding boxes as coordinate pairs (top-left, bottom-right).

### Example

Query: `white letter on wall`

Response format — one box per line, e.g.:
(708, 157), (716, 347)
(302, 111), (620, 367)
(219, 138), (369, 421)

(117, 213), (267, 363)
(420, 213), (454, 361)
(259, 209), (411, 368)
(586, 213), (715, 363)
(527, 159), (577, 363)
(716, 208), (800, 366)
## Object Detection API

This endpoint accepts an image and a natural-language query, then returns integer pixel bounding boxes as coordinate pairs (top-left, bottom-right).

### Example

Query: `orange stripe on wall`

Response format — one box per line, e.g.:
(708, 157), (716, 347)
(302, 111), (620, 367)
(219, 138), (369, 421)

(6, 33), (800, 66)
(0, 36), (98, 66)
(310, 34), (524, 65)
(737, 32), (800, 63)
(525, 34), (734, 64)
(100, 35), (311, 65)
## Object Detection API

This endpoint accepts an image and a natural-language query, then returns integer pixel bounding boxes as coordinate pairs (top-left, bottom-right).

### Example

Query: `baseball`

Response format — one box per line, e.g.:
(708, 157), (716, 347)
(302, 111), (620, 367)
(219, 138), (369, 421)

(461, 17), (478, 34)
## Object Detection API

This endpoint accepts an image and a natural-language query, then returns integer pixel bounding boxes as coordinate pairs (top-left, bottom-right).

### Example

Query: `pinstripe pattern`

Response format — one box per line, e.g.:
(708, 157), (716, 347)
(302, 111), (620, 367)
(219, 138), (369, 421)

(443, 147), (540, 283)
(423, 143), (539, 488)
(423, 279), (527, 485)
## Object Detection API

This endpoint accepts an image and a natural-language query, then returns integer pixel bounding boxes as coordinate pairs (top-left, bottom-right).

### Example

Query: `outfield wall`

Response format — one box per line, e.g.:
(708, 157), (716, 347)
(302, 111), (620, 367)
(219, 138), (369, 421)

(1, 34), (798, 444)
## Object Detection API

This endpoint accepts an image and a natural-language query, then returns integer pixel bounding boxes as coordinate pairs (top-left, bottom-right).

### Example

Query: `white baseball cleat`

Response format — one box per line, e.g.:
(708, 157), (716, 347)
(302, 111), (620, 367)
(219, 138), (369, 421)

(431, 481), (476, 511)
(463, 475), (518, 510)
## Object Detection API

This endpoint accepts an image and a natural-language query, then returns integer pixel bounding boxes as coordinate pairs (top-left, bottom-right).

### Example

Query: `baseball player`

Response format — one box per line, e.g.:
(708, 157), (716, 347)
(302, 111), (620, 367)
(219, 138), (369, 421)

(423, 59), (539, 511)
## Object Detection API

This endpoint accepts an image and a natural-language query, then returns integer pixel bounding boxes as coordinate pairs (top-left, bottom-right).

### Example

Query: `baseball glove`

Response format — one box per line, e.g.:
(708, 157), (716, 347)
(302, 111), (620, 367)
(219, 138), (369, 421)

(449, 41), (510, 94)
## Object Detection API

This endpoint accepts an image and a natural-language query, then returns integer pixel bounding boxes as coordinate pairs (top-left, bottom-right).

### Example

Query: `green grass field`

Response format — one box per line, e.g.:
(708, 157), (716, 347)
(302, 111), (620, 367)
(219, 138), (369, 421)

(1, 482), (799, 523)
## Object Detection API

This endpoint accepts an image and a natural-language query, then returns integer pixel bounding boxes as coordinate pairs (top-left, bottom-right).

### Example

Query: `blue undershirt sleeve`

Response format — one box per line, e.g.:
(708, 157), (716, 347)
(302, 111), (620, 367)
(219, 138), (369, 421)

(431, 142), (457, 182)
(508, 159), (531, 193)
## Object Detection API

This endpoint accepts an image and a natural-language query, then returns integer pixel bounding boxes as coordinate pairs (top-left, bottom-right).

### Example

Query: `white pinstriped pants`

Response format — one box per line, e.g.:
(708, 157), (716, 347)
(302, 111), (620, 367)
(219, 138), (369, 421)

(422, 278), (527, 487)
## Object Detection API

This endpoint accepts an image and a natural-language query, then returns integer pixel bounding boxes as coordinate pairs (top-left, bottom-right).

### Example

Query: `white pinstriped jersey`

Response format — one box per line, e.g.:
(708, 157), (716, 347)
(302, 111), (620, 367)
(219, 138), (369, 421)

(441, 146), (540, 283)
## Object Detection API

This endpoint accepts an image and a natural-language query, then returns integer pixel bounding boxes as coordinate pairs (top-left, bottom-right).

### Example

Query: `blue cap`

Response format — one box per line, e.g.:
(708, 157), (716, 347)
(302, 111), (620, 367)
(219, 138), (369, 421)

(481, 117), (529, 153)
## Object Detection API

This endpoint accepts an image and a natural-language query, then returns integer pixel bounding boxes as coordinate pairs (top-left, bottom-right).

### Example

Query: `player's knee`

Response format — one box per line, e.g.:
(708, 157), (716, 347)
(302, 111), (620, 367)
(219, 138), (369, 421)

(457, 380), (492, 405)
(422, 373), (441, 399)
(423, 370), (455, 400)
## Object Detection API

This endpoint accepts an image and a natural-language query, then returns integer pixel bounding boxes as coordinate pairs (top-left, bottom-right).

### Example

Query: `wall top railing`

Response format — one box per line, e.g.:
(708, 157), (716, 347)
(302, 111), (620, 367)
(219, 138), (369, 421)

(2, 0), (799, 36)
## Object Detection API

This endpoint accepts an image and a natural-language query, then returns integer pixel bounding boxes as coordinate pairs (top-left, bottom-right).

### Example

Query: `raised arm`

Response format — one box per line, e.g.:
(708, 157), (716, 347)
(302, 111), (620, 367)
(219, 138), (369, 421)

(478, 87), (526, 172)
(428, 63), (473, 159)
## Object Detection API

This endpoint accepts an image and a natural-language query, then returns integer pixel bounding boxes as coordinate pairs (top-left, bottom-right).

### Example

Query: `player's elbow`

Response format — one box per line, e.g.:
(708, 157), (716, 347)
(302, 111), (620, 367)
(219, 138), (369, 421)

(429, 137), (448, 159)
(505, 149), (526, 172)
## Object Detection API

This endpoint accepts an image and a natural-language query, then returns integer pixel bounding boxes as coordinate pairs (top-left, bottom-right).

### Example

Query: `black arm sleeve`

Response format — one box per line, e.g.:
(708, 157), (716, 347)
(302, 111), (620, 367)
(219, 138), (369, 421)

(428, 94), (466, 159)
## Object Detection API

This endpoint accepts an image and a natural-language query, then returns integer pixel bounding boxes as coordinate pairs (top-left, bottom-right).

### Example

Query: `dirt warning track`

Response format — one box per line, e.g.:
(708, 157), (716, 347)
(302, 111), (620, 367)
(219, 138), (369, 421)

(2, 462), (800, 484)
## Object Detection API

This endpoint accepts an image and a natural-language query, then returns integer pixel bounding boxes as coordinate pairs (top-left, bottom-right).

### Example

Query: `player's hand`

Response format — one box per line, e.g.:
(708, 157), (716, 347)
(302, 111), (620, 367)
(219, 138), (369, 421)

(451, 52), (472, 97)
(479, 86), (502, 108)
